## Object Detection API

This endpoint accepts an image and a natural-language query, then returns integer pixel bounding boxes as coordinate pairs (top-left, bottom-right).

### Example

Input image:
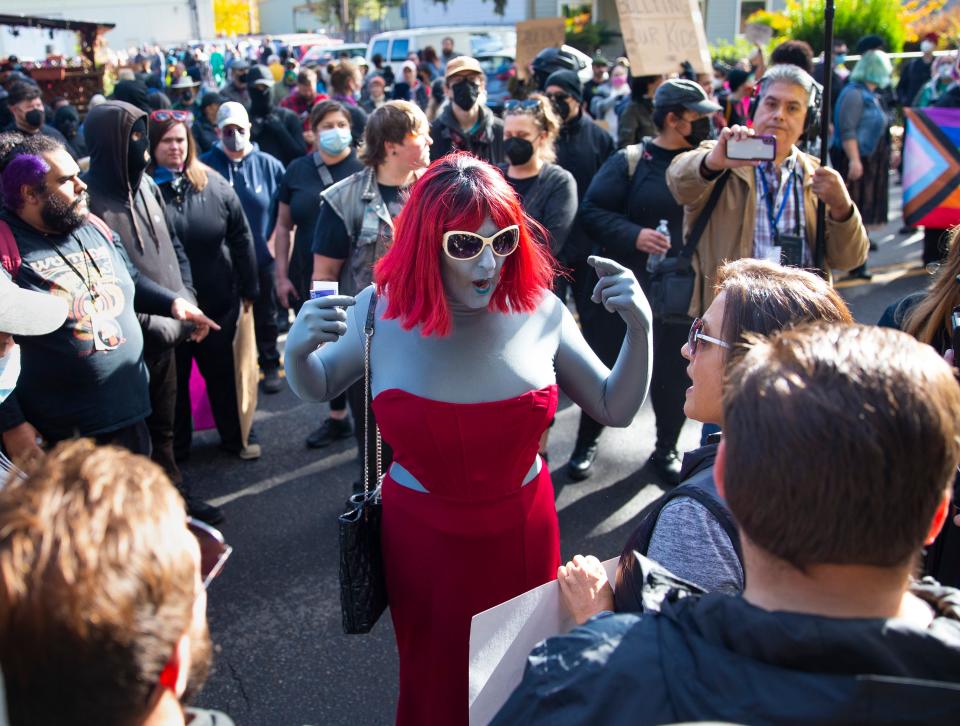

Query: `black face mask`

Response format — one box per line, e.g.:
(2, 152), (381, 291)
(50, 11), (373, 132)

(127, 118), (150, 182)
(683, 117), (712, 148)
(504, 137), (534, 166)
(59, 120), (78, 138)
(551, 97), (570, 122)
(24, 109), (44, 129)
(250, 86), (271, 116)
(180, 91), (195, 105)
(451, 80), (480, 111)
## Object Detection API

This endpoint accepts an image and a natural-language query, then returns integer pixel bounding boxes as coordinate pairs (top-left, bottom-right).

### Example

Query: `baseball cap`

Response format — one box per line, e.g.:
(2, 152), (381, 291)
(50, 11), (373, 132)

(654, 78), (722, 114)
(228, 58), (250, 72)
(444, 56), (483, 83)
(244, 64), (275, 87)
(216, 101), (249, 129)
(0, 272), (68, 336)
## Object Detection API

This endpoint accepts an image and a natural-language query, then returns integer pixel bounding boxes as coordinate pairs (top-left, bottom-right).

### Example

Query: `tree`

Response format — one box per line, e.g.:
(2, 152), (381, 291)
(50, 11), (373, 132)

(309, 0), (403, 39)
(431, 0), (508, 16)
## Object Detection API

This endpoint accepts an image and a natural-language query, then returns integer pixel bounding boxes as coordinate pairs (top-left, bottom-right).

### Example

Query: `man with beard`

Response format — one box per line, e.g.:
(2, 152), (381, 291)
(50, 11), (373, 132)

(245, 64), (307, 167)
(0, 439), (233, 726)
(3, 81), (73, 156)
(429, 56), (504, 163)
(0, 135), (217, 500)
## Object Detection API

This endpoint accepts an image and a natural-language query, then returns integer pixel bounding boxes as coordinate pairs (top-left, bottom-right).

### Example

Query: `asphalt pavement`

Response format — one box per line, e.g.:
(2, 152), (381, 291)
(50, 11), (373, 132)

(191, 180), (931, 726)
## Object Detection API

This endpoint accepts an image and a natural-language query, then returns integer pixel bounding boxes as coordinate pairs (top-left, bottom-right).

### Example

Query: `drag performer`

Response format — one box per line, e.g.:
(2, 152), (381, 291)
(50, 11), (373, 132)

(285, 153), (652, 726)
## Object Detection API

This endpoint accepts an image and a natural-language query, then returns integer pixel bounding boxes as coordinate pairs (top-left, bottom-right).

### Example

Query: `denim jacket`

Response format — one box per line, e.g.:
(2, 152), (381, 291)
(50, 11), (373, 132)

(832, 81), (888, 157)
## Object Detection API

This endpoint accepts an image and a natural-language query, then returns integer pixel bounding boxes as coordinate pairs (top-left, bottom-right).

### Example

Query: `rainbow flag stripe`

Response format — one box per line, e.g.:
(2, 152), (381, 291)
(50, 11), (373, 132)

(903, 107), (960, 228)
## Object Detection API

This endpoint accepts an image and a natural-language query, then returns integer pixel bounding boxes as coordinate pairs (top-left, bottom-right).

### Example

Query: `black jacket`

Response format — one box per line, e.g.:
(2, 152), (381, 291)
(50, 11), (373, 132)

(153, 167), (259, 321)
(494, 565), (960, 725)
(192, 116), (218, 154)
(2, 121), (74, 158)
(499, 162), (577, 256)
(250, 105), (307, 167)
(430, 104), (504, 164)
(554, 112), (614, 262)
(83, 100), (194, 355)
(897, 57), (933, 107)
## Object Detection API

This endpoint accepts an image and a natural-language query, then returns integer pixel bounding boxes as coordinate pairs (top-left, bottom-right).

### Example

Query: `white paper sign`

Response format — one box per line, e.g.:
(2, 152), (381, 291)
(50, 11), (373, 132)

(467, 556), (620, 726)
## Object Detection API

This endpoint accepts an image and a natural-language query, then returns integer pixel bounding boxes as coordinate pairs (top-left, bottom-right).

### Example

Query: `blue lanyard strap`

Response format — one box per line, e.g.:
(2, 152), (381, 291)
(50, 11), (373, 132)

(757, 163), (797, 240)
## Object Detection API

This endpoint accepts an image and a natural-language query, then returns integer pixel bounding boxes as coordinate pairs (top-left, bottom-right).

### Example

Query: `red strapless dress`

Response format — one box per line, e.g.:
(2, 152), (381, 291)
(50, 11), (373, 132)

(373, 384), (561, 726)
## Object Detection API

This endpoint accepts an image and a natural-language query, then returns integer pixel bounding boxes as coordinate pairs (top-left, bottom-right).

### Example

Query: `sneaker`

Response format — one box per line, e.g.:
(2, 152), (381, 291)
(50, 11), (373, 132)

(648, 448), (682, 487)
(306, 417), (354, 448)
(566, 443), (598, 481)
(260, 368), (283, 394)
(238, 443), (262, 460)
(186, 496), (225, 526)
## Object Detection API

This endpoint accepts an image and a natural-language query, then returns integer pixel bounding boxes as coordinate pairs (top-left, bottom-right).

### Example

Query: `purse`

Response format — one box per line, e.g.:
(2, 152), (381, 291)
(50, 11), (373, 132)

(337, 289), (388, 634)
(648, 171), (730, 324)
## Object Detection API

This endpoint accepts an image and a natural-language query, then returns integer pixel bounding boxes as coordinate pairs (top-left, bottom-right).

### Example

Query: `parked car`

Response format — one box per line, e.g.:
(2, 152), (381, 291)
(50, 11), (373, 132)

(366, 26), (515, 76)
(301, 43), (368, 67)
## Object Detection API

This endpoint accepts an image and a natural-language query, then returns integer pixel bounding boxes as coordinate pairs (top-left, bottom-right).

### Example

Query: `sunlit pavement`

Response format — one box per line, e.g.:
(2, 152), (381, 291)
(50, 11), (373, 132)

(190, 179), (927, 725)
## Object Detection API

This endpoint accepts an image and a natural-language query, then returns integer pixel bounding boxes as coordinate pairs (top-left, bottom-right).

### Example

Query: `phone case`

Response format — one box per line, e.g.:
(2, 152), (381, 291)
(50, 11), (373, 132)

(726, 136), (776, 161)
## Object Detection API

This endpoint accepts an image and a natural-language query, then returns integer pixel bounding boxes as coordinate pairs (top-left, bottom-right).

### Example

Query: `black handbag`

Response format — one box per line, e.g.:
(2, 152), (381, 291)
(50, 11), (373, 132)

(648, 171), (730, 324)
(337, 290), (387, 634)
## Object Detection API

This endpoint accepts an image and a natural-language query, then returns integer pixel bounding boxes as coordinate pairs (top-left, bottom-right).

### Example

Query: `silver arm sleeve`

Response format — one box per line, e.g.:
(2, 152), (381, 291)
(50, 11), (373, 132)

(555, 304), (652, 427)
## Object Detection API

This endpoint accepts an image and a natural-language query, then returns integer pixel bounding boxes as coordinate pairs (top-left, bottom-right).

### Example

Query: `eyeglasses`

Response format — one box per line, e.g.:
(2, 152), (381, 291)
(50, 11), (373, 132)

(504, 99), (541, 112)
(187, 517), (232, 589)
(149, 109), (194, 126)
(442, 225), (520, 261)
(688, 317), (731, 357)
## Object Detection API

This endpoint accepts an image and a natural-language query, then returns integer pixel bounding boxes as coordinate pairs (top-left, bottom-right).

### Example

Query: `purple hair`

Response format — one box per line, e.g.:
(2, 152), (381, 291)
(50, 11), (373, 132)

(1, 154), (49, 212)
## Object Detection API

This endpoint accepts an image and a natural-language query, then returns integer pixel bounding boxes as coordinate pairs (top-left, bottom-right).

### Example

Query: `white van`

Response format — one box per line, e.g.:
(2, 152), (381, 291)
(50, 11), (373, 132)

(367, 26), (515, 76)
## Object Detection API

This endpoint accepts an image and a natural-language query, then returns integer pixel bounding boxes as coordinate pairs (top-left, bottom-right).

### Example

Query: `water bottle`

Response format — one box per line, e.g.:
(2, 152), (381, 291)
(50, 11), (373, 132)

(646, 219), (670, 273)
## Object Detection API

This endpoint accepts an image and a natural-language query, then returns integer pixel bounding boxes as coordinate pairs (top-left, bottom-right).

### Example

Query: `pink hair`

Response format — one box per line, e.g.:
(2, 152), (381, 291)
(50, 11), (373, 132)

(374, 152), (557, 337)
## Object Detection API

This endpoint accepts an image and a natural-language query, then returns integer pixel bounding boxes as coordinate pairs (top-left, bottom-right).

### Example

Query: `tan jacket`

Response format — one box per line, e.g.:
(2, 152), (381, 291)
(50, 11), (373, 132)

(666, 142), (870, 318)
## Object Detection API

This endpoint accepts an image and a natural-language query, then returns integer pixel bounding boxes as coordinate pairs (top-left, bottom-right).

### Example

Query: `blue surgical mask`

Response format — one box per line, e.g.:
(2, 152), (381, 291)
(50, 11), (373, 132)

(834, 54), (846, 67)
(318, 127), (352, 154)
(0, 344), (20, 405)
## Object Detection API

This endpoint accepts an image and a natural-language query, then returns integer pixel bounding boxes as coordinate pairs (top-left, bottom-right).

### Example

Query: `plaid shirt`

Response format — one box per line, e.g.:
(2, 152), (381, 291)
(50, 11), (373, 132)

(752, 151), (809, 265)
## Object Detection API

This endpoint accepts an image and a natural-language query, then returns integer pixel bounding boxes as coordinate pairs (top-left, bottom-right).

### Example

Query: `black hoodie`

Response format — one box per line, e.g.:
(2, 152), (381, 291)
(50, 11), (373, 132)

(83, 100), (194, 355)
(429, 103), (504, 164)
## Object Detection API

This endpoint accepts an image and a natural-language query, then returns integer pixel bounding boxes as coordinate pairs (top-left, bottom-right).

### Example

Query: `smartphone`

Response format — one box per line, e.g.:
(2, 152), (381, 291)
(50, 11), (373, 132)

(726, 135), (777, 161)
(951, 306), (960, 366)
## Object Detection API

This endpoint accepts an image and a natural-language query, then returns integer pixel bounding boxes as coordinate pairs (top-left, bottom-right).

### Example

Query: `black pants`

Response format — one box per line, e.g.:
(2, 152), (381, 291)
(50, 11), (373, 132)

(575, 308), (689, 455)
(174, 304), (245, 456)
(924, 228), (949, 267)
(93, 418), (152, 455)
(346, 378), (393, 484)
(254, 260), (281, 372)
(145, 347), (182, 485)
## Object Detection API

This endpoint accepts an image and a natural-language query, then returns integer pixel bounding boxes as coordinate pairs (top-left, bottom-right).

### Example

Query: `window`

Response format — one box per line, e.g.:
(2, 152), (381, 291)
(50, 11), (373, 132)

(371, 39), (388, 60)
(390, 39), (409, 62)
(739, 0), (767, 33)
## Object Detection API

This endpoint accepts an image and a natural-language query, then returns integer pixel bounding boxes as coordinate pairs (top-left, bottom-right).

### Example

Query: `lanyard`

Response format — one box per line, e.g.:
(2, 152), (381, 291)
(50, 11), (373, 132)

(757, 162), (798, 242)
(51, 234), (102, 301)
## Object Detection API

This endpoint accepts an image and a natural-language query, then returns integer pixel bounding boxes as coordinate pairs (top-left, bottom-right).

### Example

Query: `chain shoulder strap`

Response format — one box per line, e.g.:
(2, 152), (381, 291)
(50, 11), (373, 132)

(363, 288), (382, 499)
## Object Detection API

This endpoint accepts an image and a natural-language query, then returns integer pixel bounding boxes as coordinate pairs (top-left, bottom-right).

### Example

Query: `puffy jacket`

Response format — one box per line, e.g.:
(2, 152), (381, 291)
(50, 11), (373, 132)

(665, 143), (869, 317)
(83, 100), (194, 355)
(494, 563), (960, 725)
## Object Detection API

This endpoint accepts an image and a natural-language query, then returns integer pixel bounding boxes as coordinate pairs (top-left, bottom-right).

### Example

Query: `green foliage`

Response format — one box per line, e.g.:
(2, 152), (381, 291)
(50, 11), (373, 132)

(709, 36), (764, 66)
(783, 0), (906, 54)
(565, 22), (616, 54)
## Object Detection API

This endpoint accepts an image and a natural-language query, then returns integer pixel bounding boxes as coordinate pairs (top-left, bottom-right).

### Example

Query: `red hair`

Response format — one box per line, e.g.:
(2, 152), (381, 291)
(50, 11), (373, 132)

(374, 152), (556, 336)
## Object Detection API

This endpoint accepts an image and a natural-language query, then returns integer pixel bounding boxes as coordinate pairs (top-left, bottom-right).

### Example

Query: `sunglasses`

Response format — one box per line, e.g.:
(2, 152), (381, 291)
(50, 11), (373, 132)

(688, 317), (731, 357)
(188, 517), (232, 589)
(504, 99), (541, 112)
(442, 225), (520, 261)
(149, 109), (194, 126)
(546, 92), (570, 103)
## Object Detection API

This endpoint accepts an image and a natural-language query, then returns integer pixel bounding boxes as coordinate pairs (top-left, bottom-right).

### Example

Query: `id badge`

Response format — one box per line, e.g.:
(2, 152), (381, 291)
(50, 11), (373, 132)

(779, 234), (804, 267)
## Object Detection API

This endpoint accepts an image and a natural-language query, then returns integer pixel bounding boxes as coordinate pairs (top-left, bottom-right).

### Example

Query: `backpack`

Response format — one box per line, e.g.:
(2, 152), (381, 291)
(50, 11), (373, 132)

(0, 214), (116, 278)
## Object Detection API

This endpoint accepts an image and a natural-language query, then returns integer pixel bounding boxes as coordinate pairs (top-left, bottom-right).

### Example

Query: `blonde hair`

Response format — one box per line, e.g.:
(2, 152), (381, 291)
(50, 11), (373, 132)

(903, 226), (960, 346)
(504, 93), (560, 163)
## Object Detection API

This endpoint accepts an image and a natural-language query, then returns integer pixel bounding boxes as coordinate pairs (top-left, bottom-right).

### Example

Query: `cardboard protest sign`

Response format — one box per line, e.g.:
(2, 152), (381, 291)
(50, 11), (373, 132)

(615, 0), (711, 76)
(903, 107), (960, 229)
(744, 22), (774, 47)
(515, 17), (565, 79)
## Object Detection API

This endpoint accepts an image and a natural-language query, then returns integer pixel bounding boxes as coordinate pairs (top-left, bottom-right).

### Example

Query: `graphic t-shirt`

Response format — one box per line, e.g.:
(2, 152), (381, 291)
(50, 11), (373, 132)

(1, 212), (150, 440)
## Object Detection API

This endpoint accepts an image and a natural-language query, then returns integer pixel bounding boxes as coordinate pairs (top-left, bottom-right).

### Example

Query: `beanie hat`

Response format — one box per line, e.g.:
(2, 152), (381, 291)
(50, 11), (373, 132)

(544, 69), (582, 102)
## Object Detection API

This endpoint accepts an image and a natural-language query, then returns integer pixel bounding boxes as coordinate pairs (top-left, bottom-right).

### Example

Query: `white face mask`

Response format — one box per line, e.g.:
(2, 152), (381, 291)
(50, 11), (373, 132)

(921, 40), (936, 53)
(0, 344), (21, 405)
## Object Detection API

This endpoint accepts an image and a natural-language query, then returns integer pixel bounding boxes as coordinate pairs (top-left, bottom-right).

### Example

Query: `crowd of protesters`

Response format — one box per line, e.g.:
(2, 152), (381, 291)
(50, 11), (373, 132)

(0, 26), (959, 726)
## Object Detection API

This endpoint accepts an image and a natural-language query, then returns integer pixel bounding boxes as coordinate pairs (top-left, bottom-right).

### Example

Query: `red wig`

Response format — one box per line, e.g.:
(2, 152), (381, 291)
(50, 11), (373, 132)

(374, 152), (557, 337)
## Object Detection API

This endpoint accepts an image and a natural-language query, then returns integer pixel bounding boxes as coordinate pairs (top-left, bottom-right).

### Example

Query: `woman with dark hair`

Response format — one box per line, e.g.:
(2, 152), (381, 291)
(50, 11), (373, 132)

(148, 111), (261, 490)
(275, 100), (363, 449)
(421, 45), (442, 81)
(879, 226), (960, 586)
(556, 259), (852, 622)
(286, 152), (653, 726)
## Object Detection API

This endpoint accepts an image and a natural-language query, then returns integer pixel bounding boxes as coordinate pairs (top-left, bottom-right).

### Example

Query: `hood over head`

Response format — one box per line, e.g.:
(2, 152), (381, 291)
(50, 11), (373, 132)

(84, 100), (149, 197)
(111, 79), (152, 113)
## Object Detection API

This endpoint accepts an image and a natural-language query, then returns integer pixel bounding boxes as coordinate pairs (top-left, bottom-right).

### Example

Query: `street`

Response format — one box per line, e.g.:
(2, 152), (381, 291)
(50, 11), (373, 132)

(191, 182), (931, 726)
